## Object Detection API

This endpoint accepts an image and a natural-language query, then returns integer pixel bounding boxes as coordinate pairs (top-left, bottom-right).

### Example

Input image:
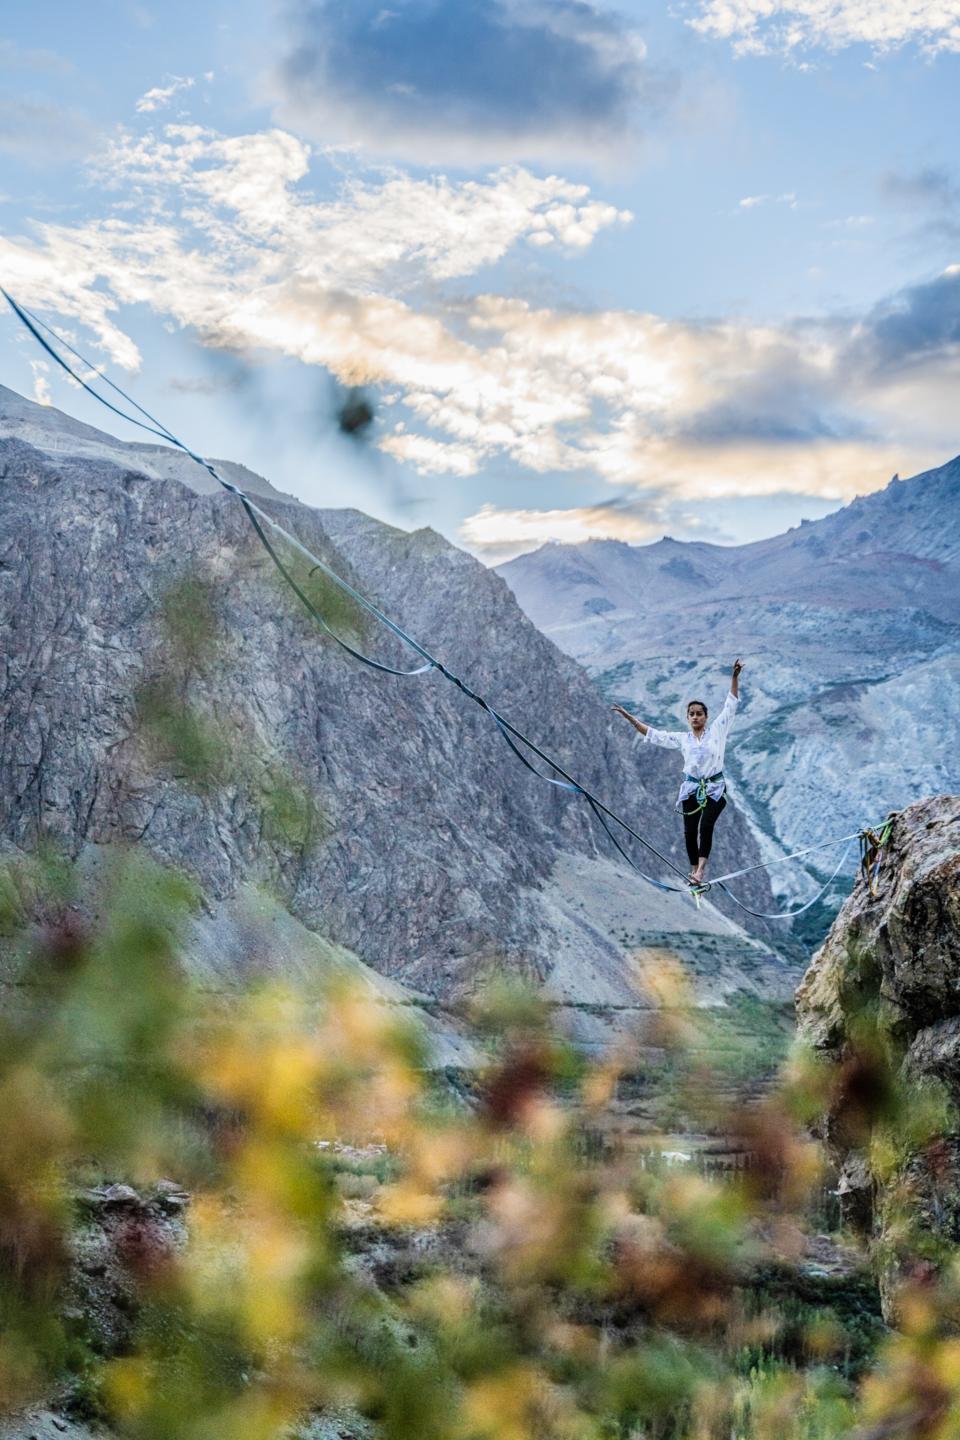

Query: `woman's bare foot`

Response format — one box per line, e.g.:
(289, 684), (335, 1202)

(692, 861), (707, 885)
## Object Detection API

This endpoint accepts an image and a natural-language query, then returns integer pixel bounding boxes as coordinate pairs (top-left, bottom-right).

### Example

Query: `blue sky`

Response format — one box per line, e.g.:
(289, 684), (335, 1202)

(1, 0), (957, 559)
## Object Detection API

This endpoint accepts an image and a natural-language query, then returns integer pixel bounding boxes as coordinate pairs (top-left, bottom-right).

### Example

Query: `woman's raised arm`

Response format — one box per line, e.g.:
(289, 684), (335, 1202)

(730, 657), (743, 699)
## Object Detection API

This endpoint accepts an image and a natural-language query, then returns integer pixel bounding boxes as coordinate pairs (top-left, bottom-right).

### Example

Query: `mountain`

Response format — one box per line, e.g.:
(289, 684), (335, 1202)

(0, 385), (798, 1052)
(0, 382), (288, 502)
(498, 459), (960, 907)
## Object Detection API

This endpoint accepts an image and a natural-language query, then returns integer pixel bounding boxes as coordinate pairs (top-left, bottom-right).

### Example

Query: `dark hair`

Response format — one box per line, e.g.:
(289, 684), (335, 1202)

(686, 699), (708, 717)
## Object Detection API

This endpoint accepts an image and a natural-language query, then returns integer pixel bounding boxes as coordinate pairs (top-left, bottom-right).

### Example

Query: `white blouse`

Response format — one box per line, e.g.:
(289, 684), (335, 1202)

(641, 691), (739, 809)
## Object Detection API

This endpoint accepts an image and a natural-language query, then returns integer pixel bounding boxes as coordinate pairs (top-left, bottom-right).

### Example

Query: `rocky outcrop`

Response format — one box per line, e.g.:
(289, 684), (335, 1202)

(795, 795), (960, 1317)
(0, 386), (792, 1024)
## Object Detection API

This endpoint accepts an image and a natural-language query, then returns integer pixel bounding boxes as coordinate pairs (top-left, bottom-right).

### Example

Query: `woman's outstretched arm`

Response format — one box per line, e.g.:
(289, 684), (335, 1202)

(611, 704), (650, 736)
(612, 705), (683, 749)
(730, 657), (743, 699)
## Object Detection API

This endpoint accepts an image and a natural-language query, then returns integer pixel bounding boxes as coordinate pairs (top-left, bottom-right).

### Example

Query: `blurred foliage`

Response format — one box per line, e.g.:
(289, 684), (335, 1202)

(3, 848), (960, 1440)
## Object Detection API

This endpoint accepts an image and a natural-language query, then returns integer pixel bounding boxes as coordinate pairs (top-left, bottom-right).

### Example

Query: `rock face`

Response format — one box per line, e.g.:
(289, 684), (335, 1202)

(795, 795), (960, 1316)
(0, 386), (795, 1032)
(498, 459), (960, 905)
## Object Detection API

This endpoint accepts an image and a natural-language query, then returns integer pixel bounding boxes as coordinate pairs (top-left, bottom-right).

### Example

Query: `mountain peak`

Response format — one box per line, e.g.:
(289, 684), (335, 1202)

(0, 381), (288, 504)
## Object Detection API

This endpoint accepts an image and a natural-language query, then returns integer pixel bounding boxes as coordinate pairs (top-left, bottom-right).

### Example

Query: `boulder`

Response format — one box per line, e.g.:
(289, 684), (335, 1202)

(796, 795), (960, 1319)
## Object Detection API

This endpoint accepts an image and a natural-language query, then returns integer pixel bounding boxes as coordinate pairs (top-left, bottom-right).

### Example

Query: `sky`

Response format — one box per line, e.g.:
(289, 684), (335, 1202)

(0, 1), (957, 563)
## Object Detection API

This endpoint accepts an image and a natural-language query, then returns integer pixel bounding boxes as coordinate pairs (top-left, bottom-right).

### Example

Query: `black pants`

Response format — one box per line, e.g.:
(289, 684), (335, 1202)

(681, 793), (726, 867)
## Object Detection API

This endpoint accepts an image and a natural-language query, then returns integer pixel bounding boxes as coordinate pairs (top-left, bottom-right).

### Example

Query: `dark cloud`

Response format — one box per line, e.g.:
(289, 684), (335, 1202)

(856, 269), (960, 371)
(676, 270), (960, 449)
(273, 0), (668, 166)
(881, 166), (959, 210)
(681, 403), (862, 446)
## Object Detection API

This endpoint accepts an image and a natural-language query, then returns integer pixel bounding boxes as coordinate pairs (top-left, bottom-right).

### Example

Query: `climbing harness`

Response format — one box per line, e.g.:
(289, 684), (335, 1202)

(0, 286), (901, 923)
(682, 771), (723, 815)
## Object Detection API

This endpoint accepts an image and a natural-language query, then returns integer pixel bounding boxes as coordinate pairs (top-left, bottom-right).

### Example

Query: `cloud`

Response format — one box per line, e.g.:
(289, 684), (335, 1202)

(882, 165), (959, 209)
(0, 121), (951, 548)
(0, 98), (99, 162)
(879, 165), (960, 251)
(852, 265), (960, 370)
(738, 191), (798, 210)
(824, 213), (875, 229)
(689, 0), (960, 55)
(460, 502), (660, 560)
(0, 122), (629, 371)
(28, 359), (52, 406)
(89, 126), (630, 294)
(136, 76), (196, 113)
(273, 0), (668, 166)
(380, 431), (480, 475)
(0, 40), (73, 75)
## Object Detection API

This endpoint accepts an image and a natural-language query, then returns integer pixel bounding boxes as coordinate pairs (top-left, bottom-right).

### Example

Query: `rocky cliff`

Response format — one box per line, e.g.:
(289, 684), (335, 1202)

(498, 459), (960, 919)
(0, 386), (796, 1042)
(795, 795), (960, 1317)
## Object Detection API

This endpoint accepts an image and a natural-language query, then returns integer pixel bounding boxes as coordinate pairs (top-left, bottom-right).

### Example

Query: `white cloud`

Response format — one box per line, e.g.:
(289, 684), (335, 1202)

(738, 191), (798, 210)
(381, 431), (479, 475)
(689, 1), (960, 55)
(0, 120), (953, 551)
(28, 359), (52, 405)
(460, 501), (668, 557)
(825, 213), (876, 229)
(94, 126), (631, 289)
(136, 76), (195, 114)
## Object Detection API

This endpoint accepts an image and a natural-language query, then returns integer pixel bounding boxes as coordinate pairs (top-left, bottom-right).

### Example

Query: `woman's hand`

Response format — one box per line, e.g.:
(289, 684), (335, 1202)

(612, 704), (648, 735)
(731, 657), (743, 698)
(731, 658), (743, 680)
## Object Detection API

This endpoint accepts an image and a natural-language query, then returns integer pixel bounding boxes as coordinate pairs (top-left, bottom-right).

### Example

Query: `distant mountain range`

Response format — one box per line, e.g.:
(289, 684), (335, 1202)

(0, 384), (798, 1054)
(498, 457), (960, 913)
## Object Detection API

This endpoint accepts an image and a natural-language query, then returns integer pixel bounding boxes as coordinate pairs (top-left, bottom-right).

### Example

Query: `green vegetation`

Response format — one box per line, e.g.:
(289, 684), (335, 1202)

(136, 568), (330, 870)
(4, 850), (960, 1440)
(269, 540), (372, 645)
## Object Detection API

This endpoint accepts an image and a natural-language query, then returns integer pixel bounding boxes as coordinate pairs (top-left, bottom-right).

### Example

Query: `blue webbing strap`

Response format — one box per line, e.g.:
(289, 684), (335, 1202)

(705, 828), (864, 889)
(585, 799), (689, 893)
(711, 839), (856, 920)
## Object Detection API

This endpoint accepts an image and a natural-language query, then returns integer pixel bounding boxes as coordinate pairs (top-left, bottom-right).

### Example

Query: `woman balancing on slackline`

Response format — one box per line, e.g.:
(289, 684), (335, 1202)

(612, 659), (743, 887)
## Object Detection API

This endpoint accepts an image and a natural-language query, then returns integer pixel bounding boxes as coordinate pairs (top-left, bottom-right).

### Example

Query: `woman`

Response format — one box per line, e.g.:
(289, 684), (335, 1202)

(612, 659), (743, 886)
